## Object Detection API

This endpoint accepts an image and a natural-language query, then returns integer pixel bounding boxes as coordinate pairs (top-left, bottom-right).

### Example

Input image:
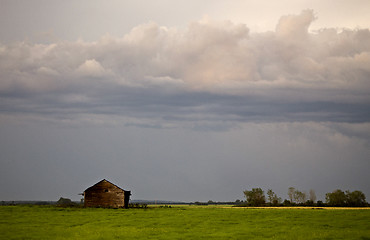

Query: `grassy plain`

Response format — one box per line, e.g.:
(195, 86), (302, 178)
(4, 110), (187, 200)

(0, 205), (369, 239)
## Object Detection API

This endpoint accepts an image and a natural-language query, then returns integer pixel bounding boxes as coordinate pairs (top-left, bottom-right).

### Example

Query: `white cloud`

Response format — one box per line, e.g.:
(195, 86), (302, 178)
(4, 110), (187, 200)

(144, 75), (184, 86)
(276, 9), (316, 39)
(37, 66), (59, 76)
(76, 59), (108, 77)
(0, 10), (369, 127)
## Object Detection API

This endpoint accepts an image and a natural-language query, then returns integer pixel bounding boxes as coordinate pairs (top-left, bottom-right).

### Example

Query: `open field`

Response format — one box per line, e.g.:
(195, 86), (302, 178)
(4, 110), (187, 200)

(1, 205), (369, 239)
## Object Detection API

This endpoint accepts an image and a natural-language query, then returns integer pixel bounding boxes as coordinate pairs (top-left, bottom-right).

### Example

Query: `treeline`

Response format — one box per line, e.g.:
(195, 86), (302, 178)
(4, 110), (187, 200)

(191, 200), (239, 206)
(0, 198), (82, 207)
(239, 187), (368, 207)
(1, 201), (56, 206)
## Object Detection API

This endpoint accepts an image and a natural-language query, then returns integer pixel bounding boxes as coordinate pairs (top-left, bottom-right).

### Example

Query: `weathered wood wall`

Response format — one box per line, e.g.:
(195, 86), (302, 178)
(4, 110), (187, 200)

(84, 180), (129, 208)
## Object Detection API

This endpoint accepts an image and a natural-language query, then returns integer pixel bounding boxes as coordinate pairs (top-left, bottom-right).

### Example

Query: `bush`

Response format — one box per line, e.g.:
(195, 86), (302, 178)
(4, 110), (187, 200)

(56, 197), (78, 207)
(283, 199), (293, 206)
(128, 203), (148, 209)
(159, 205), (172, 208)
(326, 189), (367, 207)
(243, 188), (266, 207)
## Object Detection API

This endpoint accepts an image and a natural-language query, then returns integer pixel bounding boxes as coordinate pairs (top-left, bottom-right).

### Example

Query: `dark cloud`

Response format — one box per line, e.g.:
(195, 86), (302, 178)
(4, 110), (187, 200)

(1, 10), (369, 129)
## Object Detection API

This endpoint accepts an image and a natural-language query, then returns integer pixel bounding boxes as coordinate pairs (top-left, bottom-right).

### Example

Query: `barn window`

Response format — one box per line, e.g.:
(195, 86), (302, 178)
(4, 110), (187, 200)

(104, 189), (108, 192)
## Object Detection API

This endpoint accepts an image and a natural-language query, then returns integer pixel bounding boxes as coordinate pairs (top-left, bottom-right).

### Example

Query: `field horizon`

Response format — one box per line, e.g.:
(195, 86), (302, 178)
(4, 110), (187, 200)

(1, 205), (369, 239)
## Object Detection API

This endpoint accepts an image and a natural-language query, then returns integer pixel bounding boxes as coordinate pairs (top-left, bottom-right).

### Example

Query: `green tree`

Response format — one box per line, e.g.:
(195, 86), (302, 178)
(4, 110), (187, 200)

(326, 189), (346, 206)
(243, 188), (266, 206)
(283, 199), (291, 206)
(267, 189), (281, 206)
(294, 190), (306, 204)
(267, 189), (274, 204)
(271, 194), (282, 206)
(346, 190), (366, 207)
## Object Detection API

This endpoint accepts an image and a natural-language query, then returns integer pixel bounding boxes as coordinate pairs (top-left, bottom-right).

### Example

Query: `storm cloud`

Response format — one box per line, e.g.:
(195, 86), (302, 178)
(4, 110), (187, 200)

(1, 10), (369, 129)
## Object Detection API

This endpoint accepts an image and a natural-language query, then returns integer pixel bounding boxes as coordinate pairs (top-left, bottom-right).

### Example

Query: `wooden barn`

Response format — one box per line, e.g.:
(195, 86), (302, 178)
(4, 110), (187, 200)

(83, 179), (131, 208)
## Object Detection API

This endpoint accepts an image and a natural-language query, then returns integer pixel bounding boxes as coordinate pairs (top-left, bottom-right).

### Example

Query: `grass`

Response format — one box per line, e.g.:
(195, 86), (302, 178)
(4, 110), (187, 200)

(0, 205), (369, 239)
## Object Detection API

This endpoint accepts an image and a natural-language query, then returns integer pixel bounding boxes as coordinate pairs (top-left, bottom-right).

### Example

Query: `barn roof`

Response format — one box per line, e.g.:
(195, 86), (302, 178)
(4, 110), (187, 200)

(84, 179), (128, 192)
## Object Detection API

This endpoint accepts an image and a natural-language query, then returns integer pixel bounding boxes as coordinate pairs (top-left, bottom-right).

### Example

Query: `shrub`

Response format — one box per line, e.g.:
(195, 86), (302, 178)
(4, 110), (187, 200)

(56, 197), (78, 207)
(128, 203), (148, 209)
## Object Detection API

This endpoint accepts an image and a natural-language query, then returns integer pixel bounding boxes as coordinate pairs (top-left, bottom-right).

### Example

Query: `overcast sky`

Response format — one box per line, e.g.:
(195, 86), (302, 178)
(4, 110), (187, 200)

(1, 0), (370, 202)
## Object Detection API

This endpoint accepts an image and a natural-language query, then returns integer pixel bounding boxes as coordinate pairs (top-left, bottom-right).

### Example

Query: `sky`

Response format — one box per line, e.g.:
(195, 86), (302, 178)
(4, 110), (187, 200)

(0, 0), (370, 202)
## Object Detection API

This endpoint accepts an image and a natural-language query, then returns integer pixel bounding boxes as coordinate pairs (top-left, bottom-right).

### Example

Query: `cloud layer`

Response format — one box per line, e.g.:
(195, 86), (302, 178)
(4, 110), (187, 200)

(1, 10), (370, 128)
(1, 9), (370, 202)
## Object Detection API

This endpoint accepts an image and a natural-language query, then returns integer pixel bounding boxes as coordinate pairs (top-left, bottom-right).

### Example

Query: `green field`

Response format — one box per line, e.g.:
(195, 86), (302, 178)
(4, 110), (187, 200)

(1, 205), (369, 239)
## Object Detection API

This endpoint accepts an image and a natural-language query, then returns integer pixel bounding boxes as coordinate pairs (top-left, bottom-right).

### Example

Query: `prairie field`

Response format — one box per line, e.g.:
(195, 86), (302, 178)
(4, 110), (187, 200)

(0, 205), (369, 239)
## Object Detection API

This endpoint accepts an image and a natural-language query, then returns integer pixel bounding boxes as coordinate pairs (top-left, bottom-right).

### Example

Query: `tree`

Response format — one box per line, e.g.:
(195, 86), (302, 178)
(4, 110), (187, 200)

(288, 187), (295, 203)
(267, 189), (274, 204)
(267, 189), (281, 206)
(346, 190), (366, 207)
(316, 200), (325, 207)
(271, 194), (282, 206)
(326, 189), (346, 206)
(291, 189), (306, 204)
(294, 190), (306, 204)
(299, 191), (307, 204)
(309, 189), (316, 203)
(235, 199), (241, 204)
(283, 199), (291, 206)
(243, 188), (266, 206)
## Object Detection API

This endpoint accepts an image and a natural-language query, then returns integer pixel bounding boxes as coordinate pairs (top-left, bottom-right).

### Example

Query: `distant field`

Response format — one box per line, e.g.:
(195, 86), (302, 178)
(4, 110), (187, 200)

(1, 205), (369, 239)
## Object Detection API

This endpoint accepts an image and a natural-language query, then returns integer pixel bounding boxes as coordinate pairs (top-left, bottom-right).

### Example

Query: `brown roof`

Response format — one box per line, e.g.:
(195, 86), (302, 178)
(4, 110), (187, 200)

(84, 179), (127, 192)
